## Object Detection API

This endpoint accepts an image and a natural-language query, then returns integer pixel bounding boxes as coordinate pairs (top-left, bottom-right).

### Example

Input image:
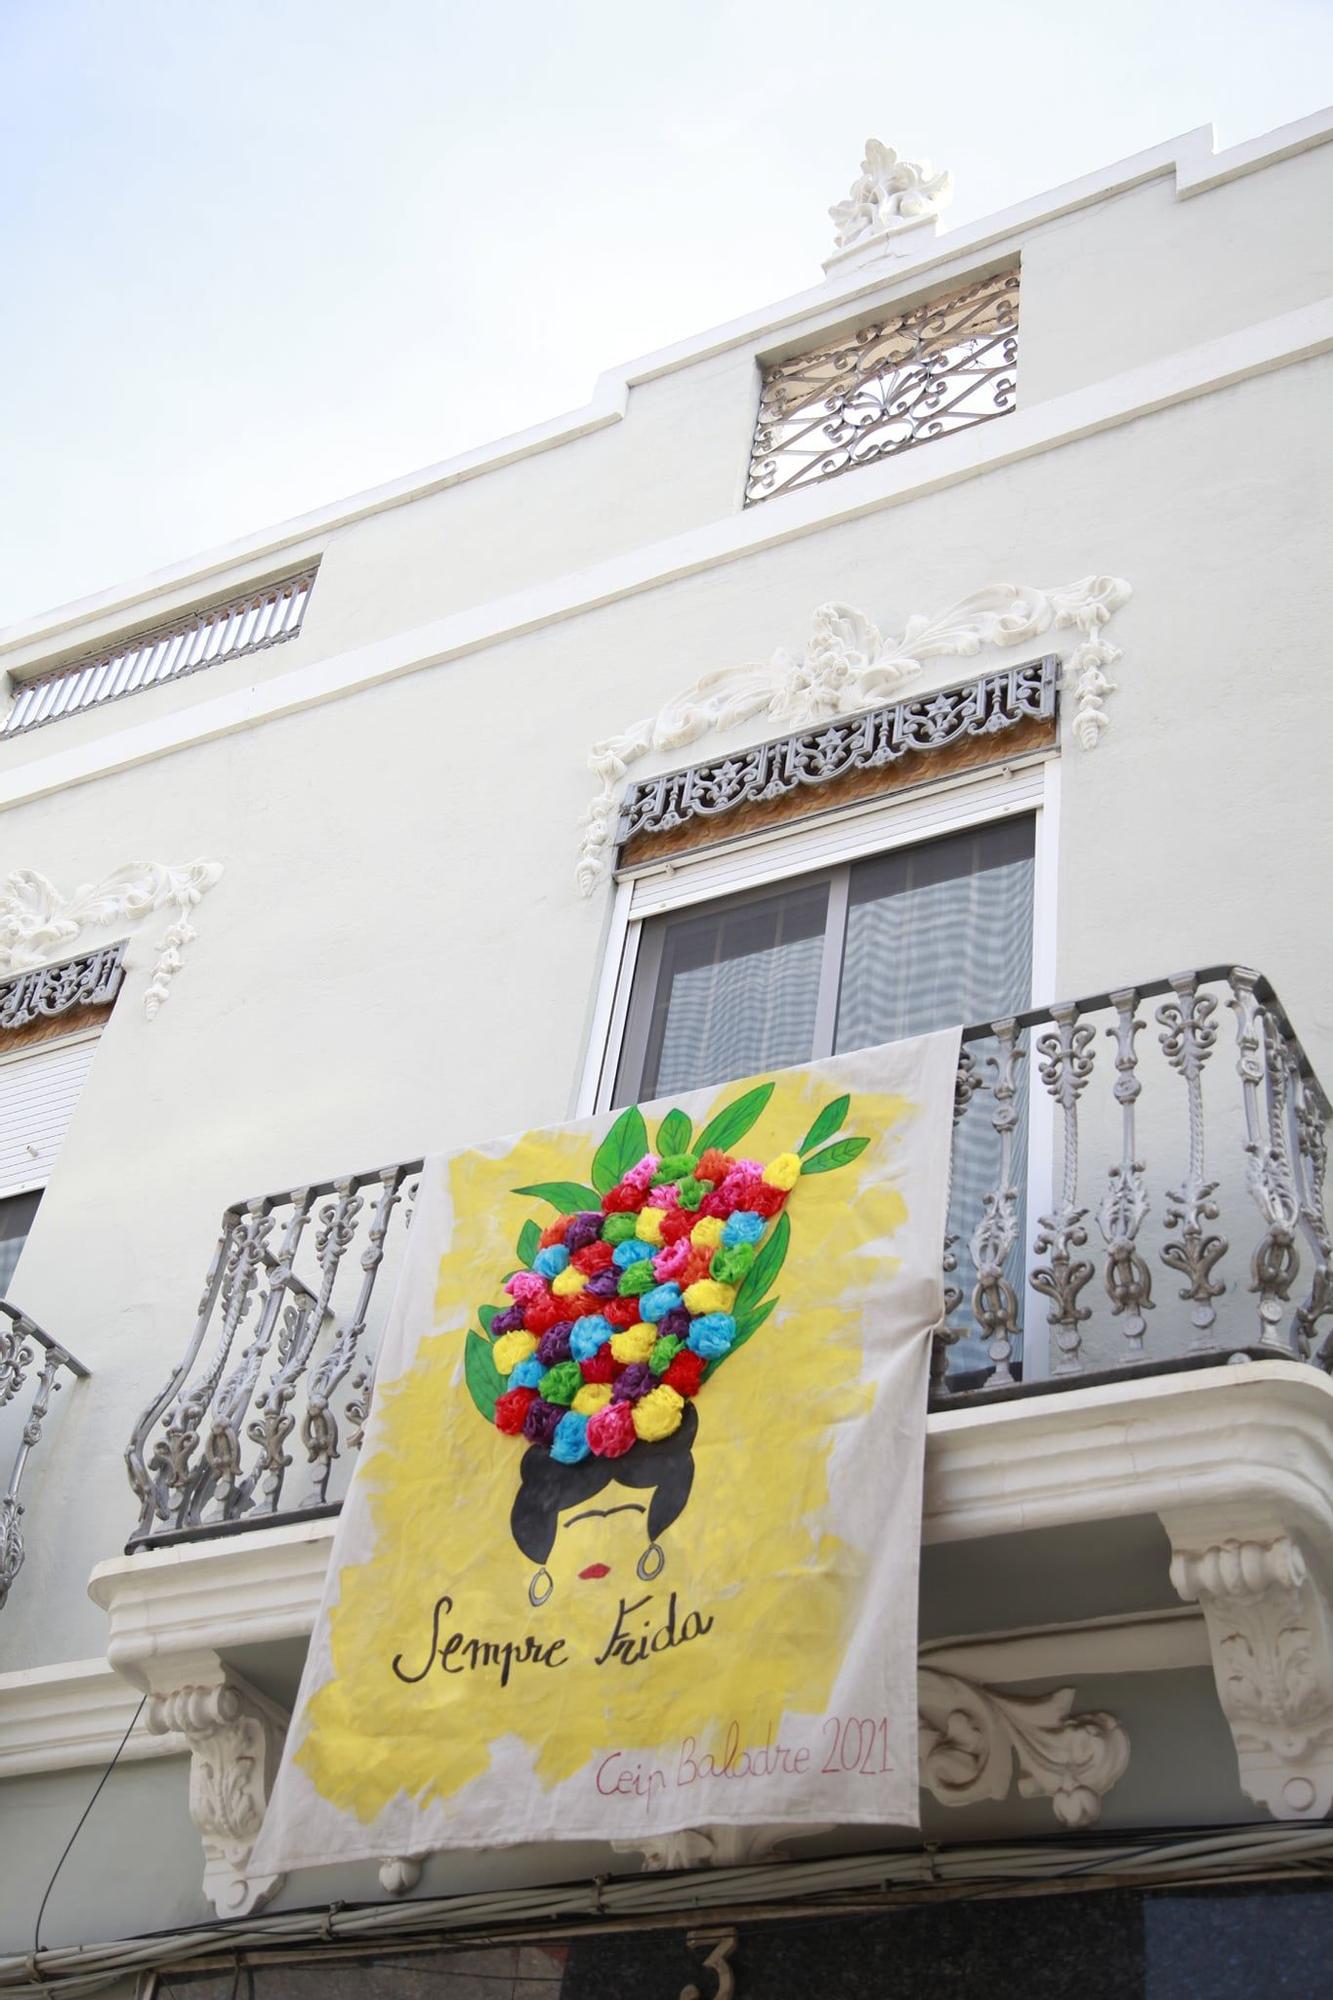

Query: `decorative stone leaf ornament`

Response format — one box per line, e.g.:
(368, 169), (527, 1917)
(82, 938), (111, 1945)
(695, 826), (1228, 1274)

(0, 860), (222, 1016)
(829, 138), (954, 250)
(576, 577), (1132, 893)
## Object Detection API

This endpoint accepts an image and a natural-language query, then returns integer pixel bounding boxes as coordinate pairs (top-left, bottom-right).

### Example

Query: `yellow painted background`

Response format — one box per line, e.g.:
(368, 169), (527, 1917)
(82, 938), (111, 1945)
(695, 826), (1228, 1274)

(299, 1071), (913, 1821)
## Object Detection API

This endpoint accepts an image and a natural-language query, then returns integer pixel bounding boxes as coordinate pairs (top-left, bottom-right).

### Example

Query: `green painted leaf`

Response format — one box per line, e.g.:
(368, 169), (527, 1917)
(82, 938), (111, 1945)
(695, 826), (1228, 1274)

(694, 1080), (776, 1158)
(734, 1210), (790, 1315)
(655, 1107), (693, 1155)
(800, 1136), (870, 1175)
(513, 1181), (601, 1214)
(516, 1220), (541, 1268)
(798, 1093), (849, 1157)
(478, 1303), (498, 1333)
(464, 1329), (504, 1421)
(591, 1104), (649, 1196)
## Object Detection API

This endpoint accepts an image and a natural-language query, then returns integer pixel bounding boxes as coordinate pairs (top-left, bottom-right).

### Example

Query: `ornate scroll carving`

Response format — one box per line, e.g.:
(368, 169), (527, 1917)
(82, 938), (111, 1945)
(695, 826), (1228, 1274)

(145, 1671), (289, 1916)
(578, 577), (1132, 893)
(0, 942), (125, 1033)
(1168, 1530), (1333, 1820)
(828, 138), (953, 250)
(1156, 975), (1228, 1347)
(918, 1666), (1129, 1826)
(1097, 988), (1154, 1354)
(0, 862), (222, 1017)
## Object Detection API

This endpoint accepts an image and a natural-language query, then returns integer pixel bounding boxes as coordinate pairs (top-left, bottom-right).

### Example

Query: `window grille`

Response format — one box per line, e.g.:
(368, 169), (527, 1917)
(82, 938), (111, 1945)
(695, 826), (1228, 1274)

(746, 268), (1019, 505)
(3, 566), (318, 736)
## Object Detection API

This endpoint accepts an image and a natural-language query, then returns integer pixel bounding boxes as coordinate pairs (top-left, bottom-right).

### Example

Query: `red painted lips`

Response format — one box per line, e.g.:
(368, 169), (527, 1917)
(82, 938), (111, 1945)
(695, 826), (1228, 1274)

(579, 1563), (611, 1580)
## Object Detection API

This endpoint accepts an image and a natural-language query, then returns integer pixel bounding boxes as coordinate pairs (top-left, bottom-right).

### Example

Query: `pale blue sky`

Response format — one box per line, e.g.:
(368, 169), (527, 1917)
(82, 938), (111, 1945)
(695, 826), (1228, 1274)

(2, 0), (1329, 625)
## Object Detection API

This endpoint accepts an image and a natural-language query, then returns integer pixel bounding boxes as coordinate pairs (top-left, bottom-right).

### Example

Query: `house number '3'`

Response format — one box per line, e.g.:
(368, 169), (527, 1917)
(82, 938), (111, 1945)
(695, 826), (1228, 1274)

(680, 1929), (738, 2000)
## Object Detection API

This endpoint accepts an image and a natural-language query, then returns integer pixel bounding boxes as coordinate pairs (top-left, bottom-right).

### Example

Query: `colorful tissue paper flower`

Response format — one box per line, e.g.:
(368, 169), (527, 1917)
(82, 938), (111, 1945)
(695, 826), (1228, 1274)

(489, 1304), (527, 1336)
(749, 1182), (788, 1217)
(603, 1296), (642, 1328)
(677, 1247), (715, 1289)
(618, 1262), (655, 1297)
(650, 1334), (682, 1375)
(722, 1210), (766, 1247)
(580, 1350), (618, 1385)
(663, 1349), (707, 1397)
(537, 1218), (570, 1249)
(609, 1322), (655, 1365)
(506, 1270), (546, 1302)
(640, 1281), (683, 1322)
(762, 1152), (803, 1191)
(586, 1401), (638, 1458)
(539, 1360), (583, 1407)
(622, 1155), (660, 1189)
(696, 1149), (734, 1185)
(698, 1189), (735, 1219)
(570, 1315), (613, 1362)
(533, 1244), (570, 1279)
(689, 1215), (725, 1250)
(653, 1182), (683, 1210)
(565, 1211), (606, 1252)
(652, 1152), (698, 1185)
(612, 1237), (654, 1269)
(683, 1279), (738, 1316)
(633, 1383), (685, 1442)
(492, 1329), (537, 1375)
(536, 1323), (574, 1367)
(658, 1202), (692, 1237)
(601, 1183), (645, 1215)
(551, 1411), (590, 1464)
(651, 1240), (693, 1283)
(601, 1212), (640, 1244)
(523, 1398), (563, 1448)
(509, 1356), (543, 1390)
(676, 1175), (714, 1212)
(636, 1206), (667, 1246)
(523, 1291), (565, 1336)
(687, 1312), (736, 1358)
(566, 1290), (603, 1319)
(584, 1269), (620, 1299)
(550, 1265), (587, 1298)
(657, 1306), (692, 1344)
(572, 1239), (614, 1276)
(573, 1382), (613, 1415)
(612, 1362), (655, 1402)
(495, 1386), (536, 1434)
(710, 1243), (755, 1285)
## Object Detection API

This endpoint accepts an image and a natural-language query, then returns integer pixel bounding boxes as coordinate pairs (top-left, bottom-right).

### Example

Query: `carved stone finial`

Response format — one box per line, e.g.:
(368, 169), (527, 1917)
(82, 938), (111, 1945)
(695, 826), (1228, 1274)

(827, 138), (953, 264)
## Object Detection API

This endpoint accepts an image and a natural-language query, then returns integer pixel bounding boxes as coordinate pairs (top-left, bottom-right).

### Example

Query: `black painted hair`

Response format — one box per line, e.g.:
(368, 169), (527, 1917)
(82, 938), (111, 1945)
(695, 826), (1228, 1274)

(510, 1402), (698, 1563)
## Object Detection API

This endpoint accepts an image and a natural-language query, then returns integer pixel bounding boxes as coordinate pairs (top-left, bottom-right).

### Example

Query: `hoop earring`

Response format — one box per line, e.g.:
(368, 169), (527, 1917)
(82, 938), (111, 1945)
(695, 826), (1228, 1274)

(528, 1566), (553, 1607)
(637, 1541), (665, 1582)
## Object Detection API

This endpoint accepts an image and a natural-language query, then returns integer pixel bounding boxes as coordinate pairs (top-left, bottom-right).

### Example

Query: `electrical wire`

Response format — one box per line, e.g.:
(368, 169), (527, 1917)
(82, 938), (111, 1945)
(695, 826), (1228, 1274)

(32, 1695), (146, 1955)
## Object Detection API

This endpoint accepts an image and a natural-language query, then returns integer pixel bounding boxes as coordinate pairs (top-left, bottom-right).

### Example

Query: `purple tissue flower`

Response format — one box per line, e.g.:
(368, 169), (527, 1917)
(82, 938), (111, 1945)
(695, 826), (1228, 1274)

(537, 1323), (574, 1366)
(523, 1398), (563, 1448)
(565, 1211), (605, 1252)
(490, 1304), (526, 1336)
(612, 1363), (654, 1403)
(585, 1269), (620, 1299)
(657, 1307), (692, 1344)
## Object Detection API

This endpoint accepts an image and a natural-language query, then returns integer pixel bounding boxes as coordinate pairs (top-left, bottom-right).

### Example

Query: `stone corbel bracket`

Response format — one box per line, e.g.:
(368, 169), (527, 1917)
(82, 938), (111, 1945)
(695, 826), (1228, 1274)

(1167, 1524), (1333, 1820)
(576, 576), (1131, 894)
(143, 1659), (289, 1918)
(918, 1665), (1130, 1827)
(0, 860), (223, 1017)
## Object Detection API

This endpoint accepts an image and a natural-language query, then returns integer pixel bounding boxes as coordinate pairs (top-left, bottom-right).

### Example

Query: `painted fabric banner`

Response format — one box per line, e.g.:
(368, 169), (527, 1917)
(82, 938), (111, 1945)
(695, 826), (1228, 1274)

(252, 1028), (960, 1872)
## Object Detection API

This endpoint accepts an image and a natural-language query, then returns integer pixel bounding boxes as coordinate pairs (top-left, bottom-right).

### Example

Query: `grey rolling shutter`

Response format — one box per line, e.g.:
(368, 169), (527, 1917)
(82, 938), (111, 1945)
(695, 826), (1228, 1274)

(0, 1036), (100, 1197)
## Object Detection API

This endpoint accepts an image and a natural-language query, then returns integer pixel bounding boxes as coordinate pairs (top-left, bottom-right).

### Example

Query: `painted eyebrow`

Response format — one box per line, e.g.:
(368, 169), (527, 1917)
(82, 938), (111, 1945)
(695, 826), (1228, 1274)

(562, 1502), (648, 1527)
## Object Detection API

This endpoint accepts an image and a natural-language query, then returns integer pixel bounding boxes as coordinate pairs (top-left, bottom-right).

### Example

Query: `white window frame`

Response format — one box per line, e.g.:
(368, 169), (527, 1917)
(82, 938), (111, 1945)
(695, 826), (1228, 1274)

(577, 753), (1061, 1380)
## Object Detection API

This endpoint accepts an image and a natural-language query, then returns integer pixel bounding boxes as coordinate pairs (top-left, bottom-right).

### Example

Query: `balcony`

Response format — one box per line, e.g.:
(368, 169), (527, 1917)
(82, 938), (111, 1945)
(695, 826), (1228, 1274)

(123, 963), (1331, 1552)
(0, 1302), (88, 1609)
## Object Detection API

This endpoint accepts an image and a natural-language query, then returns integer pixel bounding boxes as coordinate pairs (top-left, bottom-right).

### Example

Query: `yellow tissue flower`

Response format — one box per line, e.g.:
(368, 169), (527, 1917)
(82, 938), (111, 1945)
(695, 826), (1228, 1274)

(632, 1383), (685, 1442)
(551, 1265), (587, 1297)
(762, 1152), (802, 1191)
(573, 1383), (613, 1415)
(689, 1215), (724, 1249)
(610, 1323), (655, 1364)
(637, 1207), (667, 1246)
(682, 1279), (738, 1315)
(492, 1330), (537, 1375)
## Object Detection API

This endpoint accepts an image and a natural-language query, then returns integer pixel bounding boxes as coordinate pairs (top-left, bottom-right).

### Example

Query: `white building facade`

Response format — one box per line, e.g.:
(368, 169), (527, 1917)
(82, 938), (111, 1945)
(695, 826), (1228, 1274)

(1, 111), (1332, 1996)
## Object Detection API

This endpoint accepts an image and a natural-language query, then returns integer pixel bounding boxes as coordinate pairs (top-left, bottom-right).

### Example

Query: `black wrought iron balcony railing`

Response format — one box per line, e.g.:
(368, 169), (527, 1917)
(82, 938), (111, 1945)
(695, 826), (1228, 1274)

(0, 1303), (89, 1608)
(124, 966), (1332, 1550)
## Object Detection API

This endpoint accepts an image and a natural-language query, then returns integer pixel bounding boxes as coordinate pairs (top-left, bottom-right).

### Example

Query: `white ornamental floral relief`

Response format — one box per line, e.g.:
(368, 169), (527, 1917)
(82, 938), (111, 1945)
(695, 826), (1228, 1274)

(0, 860), (223, 1016)
(829, 139), (954, 250)
(576, 576), (1131, 894)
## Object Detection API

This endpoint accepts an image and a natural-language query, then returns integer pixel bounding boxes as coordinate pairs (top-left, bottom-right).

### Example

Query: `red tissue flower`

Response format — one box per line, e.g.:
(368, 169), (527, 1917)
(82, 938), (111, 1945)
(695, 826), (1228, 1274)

(495, 1387), (536, 1434)
(579, 1350), (618, 1385)
(663, 1351), (707, 1398)
(572, 1239), (614, 1276)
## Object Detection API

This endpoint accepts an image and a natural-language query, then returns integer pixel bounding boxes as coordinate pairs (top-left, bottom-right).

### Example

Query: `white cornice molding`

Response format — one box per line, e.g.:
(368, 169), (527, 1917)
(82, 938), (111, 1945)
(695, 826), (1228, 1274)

(0, 861), (222, 1015)
(576, 577), (1127, 894)
(0, 297), (1325, 822)
(0, 108), (1327, 666)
